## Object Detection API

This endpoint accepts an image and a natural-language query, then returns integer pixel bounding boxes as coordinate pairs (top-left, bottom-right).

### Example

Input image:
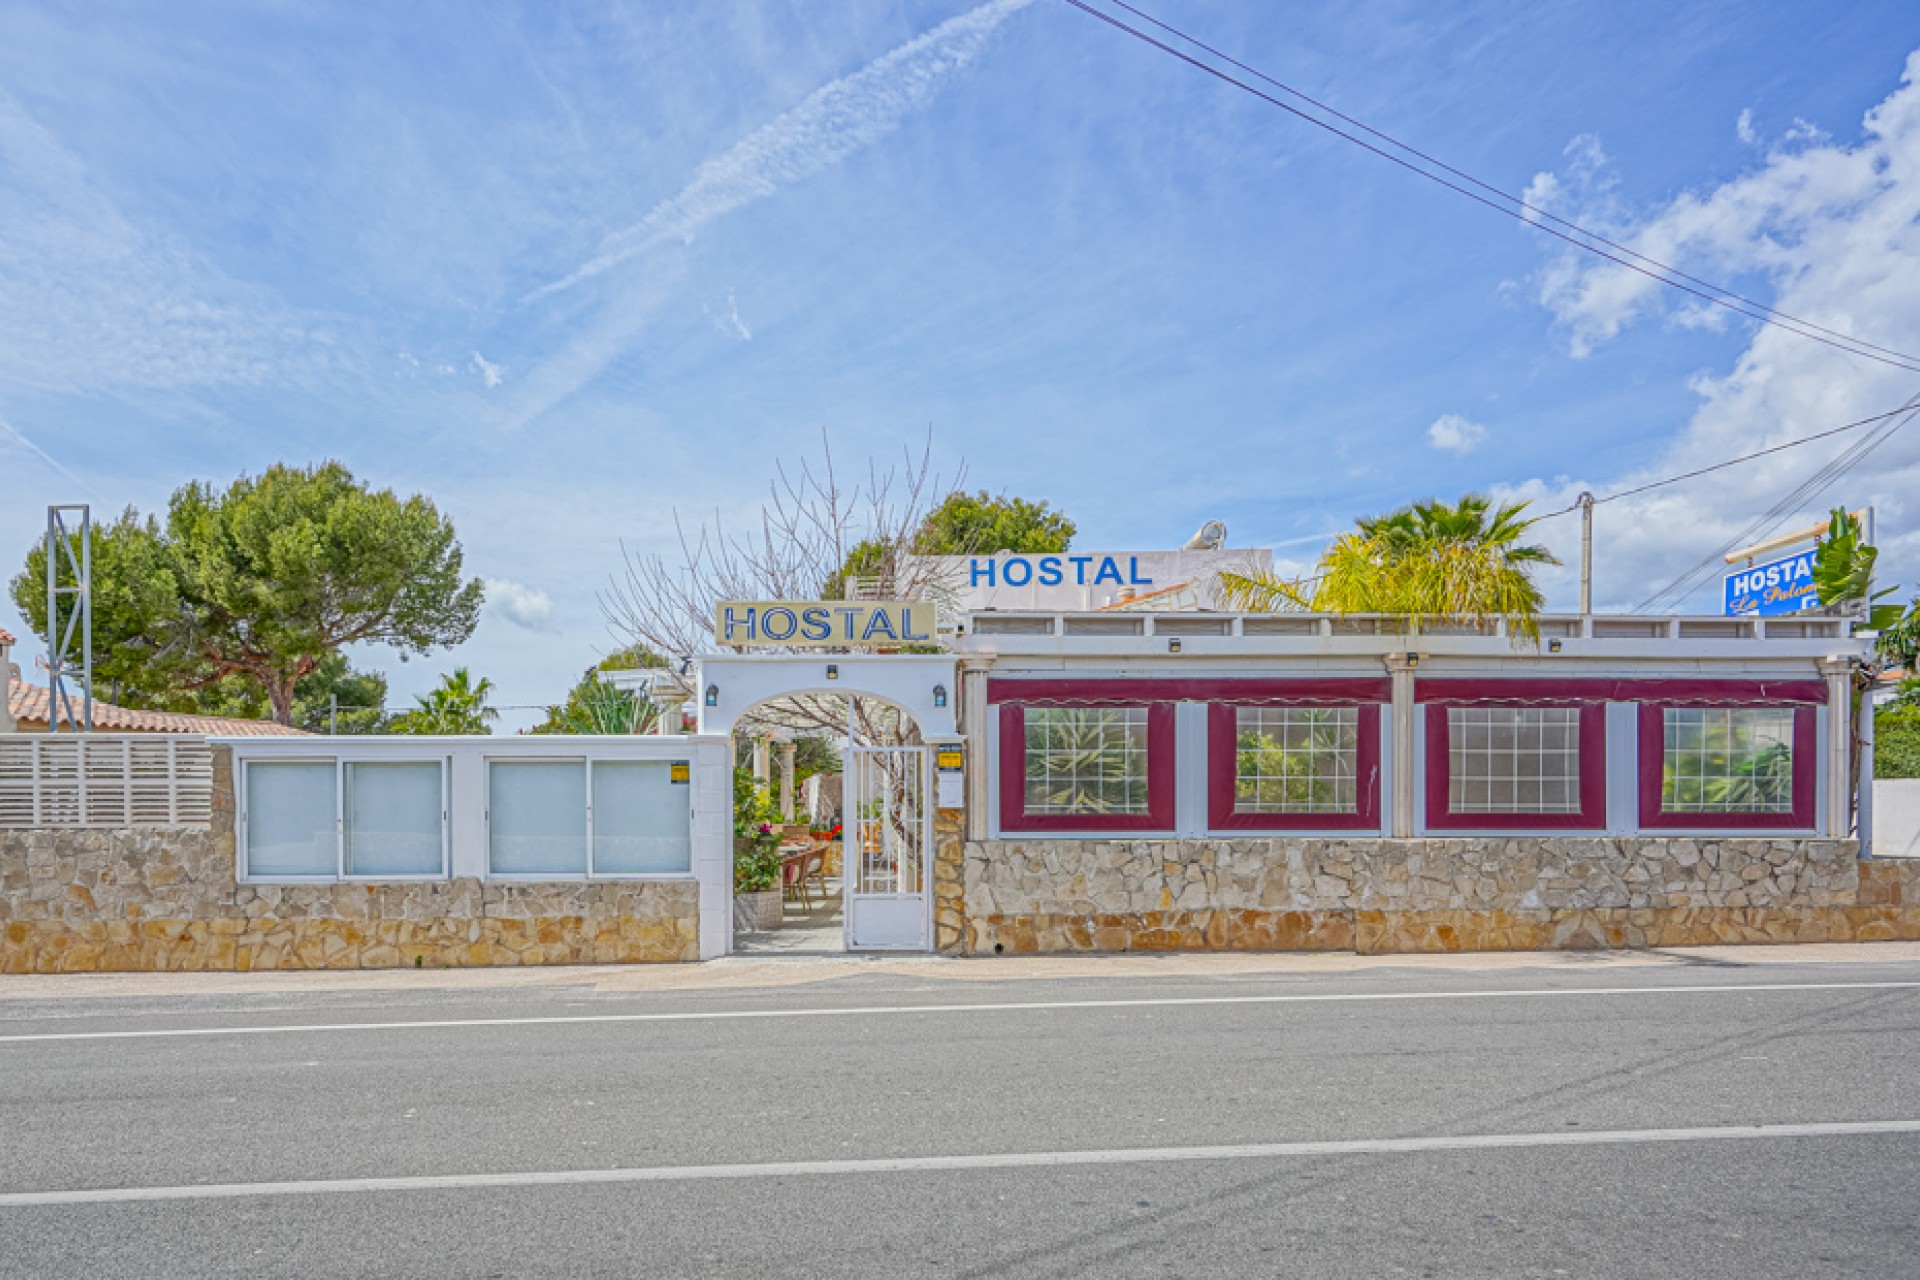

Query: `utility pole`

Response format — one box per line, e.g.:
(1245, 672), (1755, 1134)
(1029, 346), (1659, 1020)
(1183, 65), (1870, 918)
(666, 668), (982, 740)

(1577, 492), (1595, 615)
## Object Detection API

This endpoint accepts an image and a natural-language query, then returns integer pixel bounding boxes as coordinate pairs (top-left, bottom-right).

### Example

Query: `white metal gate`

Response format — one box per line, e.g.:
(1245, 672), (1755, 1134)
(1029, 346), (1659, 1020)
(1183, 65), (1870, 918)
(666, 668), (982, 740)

(844, 745), (931, 951)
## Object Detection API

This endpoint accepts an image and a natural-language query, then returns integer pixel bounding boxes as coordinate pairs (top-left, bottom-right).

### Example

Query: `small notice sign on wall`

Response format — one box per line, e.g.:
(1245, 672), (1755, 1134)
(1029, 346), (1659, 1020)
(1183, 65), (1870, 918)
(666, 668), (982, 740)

(936, 744), (964, 809)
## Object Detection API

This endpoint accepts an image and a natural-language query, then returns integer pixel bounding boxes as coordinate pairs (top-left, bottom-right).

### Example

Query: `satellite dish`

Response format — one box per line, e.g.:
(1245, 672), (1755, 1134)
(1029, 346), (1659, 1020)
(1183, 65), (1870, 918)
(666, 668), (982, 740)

(1182, 520), (1227, 551)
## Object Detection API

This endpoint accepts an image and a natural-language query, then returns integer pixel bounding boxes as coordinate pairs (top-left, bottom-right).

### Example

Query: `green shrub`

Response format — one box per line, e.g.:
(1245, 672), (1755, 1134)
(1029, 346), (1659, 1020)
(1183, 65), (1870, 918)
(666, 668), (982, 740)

(1877, 708), (1920, 779)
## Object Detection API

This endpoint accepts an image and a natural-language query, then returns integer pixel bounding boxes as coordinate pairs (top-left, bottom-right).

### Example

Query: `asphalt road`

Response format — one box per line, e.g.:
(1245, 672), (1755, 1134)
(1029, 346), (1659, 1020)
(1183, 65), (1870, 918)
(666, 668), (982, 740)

(2, 952), (1919, 1278)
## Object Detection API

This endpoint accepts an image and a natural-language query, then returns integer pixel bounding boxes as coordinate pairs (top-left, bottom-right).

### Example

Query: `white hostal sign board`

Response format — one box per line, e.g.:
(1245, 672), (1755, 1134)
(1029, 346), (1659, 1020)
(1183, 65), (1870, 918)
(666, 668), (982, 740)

(712, 601), (940, 950)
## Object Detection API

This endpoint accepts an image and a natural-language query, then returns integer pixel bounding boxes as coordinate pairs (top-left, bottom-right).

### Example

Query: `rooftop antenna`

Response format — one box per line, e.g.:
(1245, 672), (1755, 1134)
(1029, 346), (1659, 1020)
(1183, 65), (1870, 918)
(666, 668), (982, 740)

(45, 504), (92, 733)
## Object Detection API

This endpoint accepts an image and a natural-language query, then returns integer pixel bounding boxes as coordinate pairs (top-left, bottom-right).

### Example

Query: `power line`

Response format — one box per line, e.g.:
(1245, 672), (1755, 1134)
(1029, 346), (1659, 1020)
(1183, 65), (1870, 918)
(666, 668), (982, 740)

(1528, 400), (1920, 523)
(1059, 0), (1920, 375)
(1632, 394), (1920, 612)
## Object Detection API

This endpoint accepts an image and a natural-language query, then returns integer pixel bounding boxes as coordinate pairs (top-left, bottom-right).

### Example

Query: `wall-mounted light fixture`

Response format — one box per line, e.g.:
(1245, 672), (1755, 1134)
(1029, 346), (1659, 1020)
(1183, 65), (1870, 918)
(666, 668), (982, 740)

(932, 684), (948, 709)
(826, 664), (839, 681)
(704, 683), (719, 707)
(1167, 638), (1182, 653)
(1548, 638), (1564, 653)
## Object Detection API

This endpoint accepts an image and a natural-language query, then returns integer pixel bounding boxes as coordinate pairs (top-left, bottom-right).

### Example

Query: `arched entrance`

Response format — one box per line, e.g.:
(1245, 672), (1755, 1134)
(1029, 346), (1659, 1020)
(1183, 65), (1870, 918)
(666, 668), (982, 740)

(696, 656), (958, 953)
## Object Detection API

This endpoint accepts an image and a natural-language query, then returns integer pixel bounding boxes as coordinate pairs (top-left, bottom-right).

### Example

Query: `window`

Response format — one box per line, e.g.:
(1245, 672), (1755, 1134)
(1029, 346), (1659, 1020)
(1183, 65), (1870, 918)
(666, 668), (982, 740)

(591, 761), (693, 874)
(244, 762), (336, 877)
(344, 762), (444, 877)
(1638, 704), (1815, 829)
(488, 759), (694, 876)
(1207, 704), (1382, 831)
(1424, 703), (1605, 830)
(490, 761), (588, 875)
(998, 704), (1175, 832)
(242, 759), (447, 880)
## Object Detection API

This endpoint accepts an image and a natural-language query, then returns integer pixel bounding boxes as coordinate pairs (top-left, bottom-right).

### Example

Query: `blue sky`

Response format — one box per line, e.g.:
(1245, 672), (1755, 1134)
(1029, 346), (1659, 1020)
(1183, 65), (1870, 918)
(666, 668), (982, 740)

(4, 0), (1919, 729)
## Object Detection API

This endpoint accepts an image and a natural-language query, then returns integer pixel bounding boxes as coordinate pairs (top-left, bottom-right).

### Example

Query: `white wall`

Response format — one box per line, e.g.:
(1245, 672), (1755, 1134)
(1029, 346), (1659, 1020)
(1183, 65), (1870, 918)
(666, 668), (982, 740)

(1876, 779), (1920, 858)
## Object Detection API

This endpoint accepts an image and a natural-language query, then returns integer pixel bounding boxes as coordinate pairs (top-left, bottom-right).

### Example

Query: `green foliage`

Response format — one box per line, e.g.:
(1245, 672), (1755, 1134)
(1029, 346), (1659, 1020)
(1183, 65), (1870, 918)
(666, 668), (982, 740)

(732, 761), (783, 837)
(1234, 712), (1355, 811)
(820, 491), (1075, 598)
(1815, 506), (1905, 634)
(1878, 706), (1920, 779)
(9, 462), (483, 724)
(731, 759), (785, 894)
(189, 652), (390, 734)
(10, 507), (186, 703)
(1022, 709), (1147, 814)
(530, 645), (666, 735)
(792, 736), (841, 783)
(1221, 495), (1558, 635)
(387, 667), (496, 735)
(1874, 597), (1920, 673)
(914, 490), (1075, 555)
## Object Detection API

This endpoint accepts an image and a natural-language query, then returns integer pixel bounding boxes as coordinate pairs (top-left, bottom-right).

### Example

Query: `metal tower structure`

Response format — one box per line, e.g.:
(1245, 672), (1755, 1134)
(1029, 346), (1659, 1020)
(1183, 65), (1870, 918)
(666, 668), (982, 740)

(45, 504), (92, 733)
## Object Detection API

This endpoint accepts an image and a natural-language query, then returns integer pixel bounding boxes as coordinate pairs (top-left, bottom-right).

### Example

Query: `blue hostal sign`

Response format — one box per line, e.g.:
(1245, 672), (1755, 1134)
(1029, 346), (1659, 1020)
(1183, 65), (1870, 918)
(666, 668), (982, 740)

(1723, 548), (1819, 616)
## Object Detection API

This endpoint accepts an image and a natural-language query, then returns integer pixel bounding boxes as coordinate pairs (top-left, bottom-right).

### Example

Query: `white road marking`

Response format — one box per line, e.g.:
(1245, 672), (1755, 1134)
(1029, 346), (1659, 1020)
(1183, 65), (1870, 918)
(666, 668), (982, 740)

(2, 1119), (1915, 1207)
(0, 980), (1913, 1045)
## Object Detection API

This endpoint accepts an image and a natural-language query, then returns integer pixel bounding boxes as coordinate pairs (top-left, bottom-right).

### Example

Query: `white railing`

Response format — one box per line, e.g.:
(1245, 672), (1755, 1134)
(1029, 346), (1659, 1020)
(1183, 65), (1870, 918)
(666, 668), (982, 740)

(0, 735), (214, 828)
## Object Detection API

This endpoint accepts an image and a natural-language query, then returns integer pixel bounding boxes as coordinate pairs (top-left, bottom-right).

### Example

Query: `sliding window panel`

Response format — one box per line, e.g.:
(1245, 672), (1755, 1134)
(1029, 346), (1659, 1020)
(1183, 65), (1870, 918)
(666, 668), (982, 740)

(345, 762), (445, 877)
(244, 762), (337, 877)
(489, 761), (588, 876)
(591, 761), (693, 874)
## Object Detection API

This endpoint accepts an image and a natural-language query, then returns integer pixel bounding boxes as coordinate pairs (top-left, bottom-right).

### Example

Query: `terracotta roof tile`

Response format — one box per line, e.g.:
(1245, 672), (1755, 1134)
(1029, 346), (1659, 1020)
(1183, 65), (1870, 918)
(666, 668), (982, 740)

(6, 679), (311, 736)
(0, 627), (14, 644)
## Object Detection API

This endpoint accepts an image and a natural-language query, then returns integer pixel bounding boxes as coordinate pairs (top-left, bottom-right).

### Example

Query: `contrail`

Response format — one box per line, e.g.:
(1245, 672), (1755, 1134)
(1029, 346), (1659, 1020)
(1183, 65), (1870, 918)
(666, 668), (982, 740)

(527, 0), (1033, 301)
(0, 414), (91, 496)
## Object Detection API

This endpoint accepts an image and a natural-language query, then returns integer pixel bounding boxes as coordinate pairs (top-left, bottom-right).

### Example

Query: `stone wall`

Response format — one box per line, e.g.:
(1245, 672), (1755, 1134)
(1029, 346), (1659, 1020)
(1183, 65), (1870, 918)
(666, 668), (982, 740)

(0, 745), (701, 972)
(964, 837), (1920, 955)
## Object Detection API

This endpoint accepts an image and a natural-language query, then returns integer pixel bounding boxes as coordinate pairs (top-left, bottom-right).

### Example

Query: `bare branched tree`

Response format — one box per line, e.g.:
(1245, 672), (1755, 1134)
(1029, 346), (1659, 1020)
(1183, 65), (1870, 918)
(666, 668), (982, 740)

(601, 430), (963, 746)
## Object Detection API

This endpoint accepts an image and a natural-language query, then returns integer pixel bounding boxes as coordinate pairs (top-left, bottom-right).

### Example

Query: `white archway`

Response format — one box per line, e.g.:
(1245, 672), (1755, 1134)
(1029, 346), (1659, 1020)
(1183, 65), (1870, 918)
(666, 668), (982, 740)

(691, 655), (958, 740)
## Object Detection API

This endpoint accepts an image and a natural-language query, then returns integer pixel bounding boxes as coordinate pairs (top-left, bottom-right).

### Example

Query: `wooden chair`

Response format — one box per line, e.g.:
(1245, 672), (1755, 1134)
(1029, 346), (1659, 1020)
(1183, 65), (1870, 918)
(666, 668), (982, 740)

(781, 853), (811, 907)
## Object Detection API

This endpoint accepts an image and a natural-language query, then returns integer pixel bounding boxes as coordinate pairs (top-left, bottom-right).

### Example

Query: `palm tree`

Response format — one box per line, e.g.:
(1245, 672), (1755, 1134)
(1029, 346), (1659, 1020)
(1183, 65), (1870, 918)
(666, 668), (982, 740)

(1220, 495), (1559, 636)
(388, 667), (498, 735)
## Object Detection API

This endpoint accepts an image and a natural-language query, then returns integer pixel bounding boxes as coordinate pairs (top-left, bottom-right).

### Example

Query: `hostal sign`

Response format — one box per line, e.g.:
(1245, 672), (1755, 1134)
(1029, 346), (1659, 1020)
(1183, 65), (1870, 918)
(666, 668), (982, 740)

(716, 601), (935, 647)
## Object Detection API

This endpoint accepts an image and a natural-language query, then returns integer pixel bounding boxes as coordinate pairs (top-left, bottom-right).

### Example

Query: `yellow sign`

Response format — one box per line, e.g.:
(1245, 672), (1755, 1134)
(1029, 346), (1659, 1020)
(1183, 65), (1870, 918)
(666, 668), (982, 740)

(936, 747), (963, 772)
(715, 601), (936, 647)
(669, 762), (690, 784)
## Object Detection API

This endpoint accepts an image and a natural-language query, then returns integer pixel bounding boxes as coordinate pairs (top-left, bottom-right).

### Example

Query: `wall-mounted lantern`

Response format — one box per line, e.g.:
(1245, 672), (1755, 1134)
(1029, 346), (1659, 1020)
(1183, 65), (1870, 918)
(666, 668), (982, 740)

(932, 684), (948, 709)
(1167, 638), (1182, 653)
(704, 683), (719, 707)
(826, 664), (839, 681)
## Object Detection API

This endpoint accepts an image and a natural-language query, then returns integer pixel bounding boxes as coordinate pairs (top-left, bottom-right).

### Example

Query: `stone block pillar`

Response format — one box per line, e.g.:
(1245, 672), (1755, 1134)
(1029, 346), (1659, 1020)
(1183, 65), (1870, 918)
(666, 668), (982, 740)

(1820, 656), (1854, 841)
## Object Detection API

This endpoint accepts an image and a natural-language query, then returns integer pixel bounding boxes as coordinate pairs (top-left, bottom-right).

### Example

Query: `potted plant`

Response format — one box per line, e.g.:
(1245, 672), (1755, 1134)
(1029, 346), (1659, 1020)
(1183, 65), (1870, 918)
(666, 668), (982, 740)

(733, 764), (786, 930)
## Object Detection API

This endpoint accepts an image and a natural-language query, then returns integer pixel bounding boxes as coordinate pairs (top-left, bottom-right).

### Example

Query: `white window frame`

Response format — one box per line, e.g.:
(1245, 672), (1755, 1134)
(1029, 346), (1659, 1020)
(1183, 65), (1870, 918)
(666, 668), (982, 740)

(239, 756), (450, 884)
(485, 756), (693, 881)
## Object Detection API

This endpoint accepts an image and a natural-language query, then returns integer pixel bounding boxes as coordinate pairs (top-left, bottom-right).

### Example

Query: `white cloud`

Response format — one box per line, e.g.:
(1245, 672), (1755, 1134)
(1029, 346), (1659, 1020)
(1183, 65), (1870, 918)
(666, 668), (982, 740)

(0, 90), (338, 394)
(1510, 49), (1920, 613)
(484, 578), (554, 631)
(722, 289), (751, 341)
(528, 0), (1032, 301)
(1736, 108), (1757, 146)
(1426, 413), (1488, 455)
(470, 351), (505, 388)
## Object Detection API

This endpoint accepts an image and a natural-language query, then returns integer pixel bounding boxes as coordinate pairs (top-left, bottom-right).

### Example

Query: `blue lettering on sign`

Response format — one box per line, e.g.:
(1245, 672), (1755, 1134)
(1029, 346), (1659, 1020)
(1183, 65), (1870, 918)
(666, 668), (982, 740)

(800, 606), (832, 640)
(862, 610), (899, 642)
(722, 604), (756, 642)
(964, 554), (1155, 592)
(1724, 550), (1818, 617)
(759, 607), (798, 641)
(901, 609), (932, 642)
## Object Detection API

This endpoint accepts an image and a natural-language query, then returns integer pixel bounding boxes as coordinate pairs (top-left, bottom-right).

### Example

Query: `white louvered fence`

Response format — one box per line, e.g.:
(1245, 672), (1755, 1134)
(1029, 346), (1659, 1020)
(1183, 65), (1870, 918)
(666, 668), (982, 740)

(0, 735), (214, 828)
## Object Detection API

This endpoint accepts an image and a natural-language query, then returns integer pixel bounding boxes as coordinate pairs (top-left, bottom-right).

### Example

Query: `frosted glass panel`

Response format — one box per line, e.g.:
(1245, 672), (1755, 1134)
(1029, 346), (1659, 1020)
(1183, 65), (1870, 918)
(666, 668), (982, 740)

(490, 762), (587, 875)
(593, 761), (692, 874)
(345, 763), (444, 876)
(246, 763), (336, 876)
